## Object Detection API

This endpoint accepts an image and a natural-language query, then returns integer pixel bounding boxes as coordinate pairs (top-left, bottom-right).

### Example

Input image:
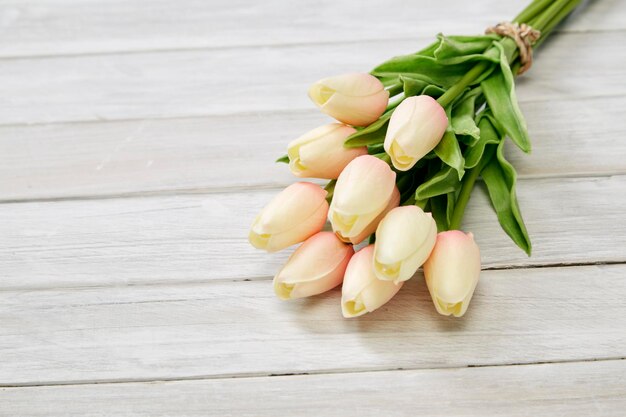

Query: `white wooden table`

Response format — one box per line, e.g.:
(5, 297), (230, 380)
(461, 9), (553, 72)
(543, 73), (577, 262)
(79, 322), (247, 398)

(1, 1), (625, 415)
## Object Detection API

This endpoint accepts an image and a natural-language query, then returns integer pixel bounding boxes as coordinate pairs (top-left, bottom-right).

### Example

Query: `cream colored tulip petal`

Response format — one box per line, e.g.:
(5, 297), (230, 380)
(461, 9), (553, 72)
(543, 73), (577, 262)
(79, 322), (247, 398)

(253, 182), (327, 235)
(332, 155), (395, 215)
(308, 83), (335, 107)
(424, 230), (481, 317)
(322, 89), (389, 126)
(394, 219), (437, 282)
(359, 278), (403, 313)
(375, 206), (436, 264)
(275, 232), (354, 286)
(274, 233), (353, 300)
(318, 73), (385, 97)
(295, 124), (364, 179)
(345, 187), (400, 244)
(384, 96), (416, 148)
(264, 202), (328, 252)
(384, 96), (448, 171)
(387, 140), (415, 171)
(287, 124), (343, 175)
(341, 245), (403, 318)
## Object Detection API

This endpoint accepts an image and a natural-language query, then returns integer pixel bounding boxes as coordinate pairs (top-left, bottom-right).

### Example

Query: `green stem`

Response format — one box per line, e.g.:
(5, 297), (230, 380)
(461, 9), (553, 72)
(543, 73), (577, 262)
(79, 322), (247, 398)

(444, 0), (582, 230)
(534, 0), (581, 47)
(436, 61), (490, 108)
(532, 0), (572, 32)
(448, 145), (497, 230)
(514, 0), (555, 24)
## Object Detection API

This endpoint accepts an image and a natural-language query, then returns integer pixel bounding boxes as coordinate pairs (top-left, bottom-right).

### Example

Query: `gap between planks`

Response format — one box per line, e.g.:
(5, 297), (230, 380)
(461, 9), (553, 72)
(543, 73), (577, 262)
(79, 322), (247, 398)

(2, 171), (626, 205)
(0, 356), (623, 389)
(1, 259), (625, 293)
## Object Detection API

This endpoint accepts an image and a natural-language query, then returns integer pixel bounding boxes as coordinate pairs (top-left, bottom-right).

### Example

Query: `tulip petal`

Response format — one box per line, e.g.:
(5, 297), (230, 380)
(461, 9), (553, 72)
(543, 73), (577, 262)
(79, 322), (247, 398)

(424, 230), (481, 317)
(341, 245), (403, 318)
(308, 73), (389, 126)
(384, 96), (448, 171)
(274, 232), (354, 300)
(249, 182), (329, 252)
(373, 206), (437, 282)
(329, 155), (396, 240)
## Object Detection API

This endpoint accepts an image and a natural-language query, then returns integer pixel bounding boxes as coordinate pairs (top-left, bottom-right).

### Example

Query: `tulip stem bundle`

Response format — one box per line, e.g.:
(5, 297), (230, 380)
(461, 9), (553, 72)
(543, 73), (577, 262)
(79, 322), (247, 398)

(252, 0), (584, 319)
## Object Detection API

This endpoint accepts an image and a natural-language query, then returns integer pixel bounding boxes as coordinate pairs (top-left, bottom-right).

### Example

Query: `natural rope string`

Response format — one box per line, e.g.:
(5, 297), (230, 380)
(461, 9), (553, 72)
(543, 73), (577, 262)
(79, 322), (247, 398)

(486, 22), (541, 74)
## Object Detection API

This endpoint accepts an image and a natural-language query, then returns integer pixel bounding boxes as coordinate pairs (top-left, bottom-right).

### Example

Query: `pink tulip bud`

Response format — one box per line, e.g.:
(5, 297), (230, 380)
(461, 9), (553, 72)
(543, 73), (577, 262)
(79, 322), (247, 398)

(423, 230), (481, 317)
(342, 245), (403, 318)
(274, 232), (354, 300)
(249, 182), (328, 252)
(308, 73), (389, 127)
(329, 155), (397, 244)
(384, 95), (448, 171)
(287, 123), (368, 179)
(373, 206), (437, 283)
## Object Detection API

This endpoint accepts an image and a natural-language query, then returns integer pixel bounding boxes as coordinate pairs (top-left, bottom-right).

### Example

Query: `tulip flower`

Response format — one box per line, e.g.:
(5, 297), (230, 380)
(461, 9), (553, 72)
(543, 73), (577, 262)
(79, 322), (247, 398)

(287, 123), (368, 179)
(274, 232), (354, 300)
(423, 230), (481, 317)
(373, 206), (437, 283)
(249, 182), (328, 252)
(346, 186), (400, 245)
(329, 155), (397, 244)
(342, 245), (403, 318)
(384, 95), (448, 171)
(308, 73), (389, 127)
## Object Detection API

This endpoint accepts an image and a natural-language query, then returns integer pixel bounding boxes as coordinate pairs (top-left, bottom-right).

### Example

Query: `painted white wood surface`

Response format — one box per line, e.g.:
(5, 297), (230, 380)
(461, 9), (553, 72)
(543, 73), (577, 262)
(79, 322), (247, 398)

(2, 360), (625, 417)
(0, 265), (624, 385)
(1, 95), (625, 201)
(0, 31), (624, 126)
(0, 0), (621, 57)
(1, 0), (625, 414)
(1, 175), (626, 289)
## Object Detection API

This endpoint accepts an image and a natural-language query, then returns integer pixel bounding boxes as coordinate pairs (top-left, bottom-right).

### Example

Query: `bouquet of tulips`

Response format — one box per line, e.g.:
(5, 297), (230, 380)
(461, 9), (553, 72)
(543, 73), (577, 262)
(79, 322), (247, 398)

(250, 0), (582, 318)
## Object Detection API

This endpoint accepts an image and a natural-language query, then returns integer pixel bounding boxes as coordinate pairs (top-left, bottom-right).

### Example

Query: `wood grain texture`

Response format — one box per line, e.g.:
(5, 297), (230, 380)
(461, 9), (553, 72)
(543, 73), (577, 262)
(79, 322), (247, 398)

(1, 95), (624, 201)
(1, 0), (625, 412)
(2, 360), (625, 417)
(0, 264), (625, 385)
(0, 0), (621, 58)
(1, 175), (625, 290)
(0, 31), (624, 125)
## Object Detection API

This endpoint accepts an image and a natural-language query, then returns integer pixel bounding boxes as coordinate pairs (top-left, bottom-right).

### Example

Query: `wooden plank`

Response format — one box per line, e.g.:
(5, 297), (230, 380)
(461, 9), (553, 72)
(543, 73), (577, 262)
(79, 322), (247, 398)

(0, 31), (624, 125)
(1, 175), (625, 290)
(1, 360), (624, 416)
(0, 0), (621, 58)
(1, 95), (625, 201)
(0, 264), (624, 385)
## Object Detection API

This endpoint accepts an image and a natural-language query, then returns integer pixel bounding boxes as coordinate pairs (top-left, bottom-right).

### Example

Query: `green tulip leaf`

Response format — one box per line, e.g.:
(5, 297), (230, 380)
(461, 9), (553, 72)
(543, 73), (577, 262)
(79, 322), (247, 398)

(464, 115), (501, 168)
(481, 41), (531, 153)
(481, 141), (532, 255)
(415, 165), (460, 200)
(422, 84), (446, 98)
(434, 130), (465, 180)
(401, 75), (430, 97)
(373, 54), (477, 88)
(344, 111), (392, 148)
(276, 155), (289, 164)
(434, 34), (499, 60)
(429, 195), (449, 232)
(451, 87), (482, 141)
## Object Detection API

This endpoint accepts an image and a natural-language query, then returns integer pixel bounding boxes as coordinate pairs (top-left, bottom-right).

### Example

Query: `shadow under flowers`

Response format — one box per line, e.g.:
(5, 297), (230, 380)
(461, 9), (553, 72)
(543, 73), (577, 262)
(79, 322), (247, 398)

(279, 271), (484, 371)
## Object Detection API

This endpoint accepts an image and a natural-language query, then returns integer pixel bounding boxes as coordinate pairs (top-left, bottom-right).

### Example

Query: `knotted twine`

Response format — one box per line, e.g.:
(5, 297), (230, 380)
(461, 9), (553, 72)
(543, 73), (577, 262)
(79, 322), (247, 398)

(485, 22), (541, 75)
